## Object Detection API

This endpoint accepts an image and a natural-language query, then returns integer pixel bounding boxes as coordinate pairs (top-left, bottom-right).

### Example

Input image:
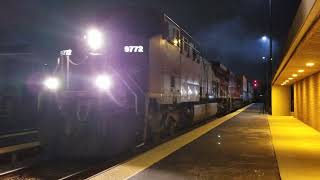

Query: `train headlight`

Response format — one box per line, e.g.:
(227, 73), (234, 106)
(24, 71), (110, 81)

(94, 74), (112, 91)
(85, 28), (104, 51)
(43, 77), (60, 91)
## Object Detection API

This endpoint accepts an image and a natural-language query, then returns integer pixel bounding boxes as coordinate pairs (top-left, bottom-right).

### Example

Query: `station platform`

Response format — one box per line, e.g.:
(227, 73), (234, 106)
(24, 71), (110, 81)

(268, 116), (320, 180)
(89, 104), (320, 180)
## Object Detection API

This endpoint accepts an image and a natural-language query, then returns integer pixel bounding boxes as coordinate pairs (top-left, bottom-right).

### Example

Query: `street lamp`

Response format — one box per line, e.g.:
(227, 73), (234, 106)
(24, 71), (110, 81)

(260, 0), (273, 114)
(259, 35), (271, 114)
(261, 35), (268, 42)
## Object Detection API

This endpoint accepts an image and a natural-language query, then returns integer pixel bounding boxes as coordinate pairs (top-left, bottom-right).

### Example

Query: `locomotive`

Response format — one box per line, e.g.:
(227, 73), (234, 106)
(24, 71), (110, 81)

(39, 10), (253, 158)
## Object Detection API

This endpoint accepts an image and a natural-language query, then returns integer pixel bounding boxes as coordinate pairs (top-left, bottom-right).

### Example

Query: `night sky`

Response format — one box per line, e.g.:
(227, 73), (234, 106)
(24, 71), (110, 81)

(0, 0), (300, 80)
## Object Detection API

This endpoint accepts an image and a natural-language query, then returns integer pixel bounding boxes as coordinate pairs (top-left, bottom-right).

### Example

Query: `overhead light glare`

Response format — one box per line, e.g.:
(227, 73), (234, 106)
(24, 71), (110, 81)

(306, 62), (315, 67)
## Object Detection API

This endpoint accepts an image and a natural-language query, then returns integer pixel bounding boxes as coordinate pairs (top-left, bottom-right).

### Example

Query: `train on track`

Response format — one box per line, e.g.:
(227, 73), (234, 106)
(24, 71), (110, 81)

(33, 10), (254, 158)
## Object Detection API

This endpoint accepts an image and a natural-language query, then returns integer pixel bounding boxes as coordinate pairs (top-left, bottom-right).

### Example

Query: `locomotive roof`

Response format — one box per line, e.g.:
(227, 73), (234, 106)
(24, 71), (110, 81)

(101, 8), (201, 47)
(100, 7), (164, 38)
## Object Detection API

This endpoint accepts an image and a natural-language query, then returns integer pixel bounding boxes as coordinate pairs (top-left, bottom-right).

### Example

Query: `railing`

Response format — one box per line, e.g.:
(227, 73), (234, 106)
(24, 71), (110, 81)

(0, 130), (40, 163)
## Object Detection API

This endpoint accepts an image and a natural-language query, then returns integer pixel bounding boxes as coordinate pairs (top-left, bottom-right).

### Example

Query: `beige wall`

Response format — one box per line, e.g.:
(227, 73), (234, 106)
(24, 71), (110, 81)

(294, 72), (320, 131)
(272, 85), (291, 116)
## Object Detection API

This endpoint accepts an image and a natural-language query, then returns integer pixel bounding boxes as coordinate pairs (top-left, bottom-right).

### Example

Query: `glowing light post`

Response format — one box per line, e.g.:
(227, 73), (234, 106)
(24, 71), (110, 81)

(266, 0), (272, 114)
(261, 36), (270, 114)
(260, 0), (272, 114)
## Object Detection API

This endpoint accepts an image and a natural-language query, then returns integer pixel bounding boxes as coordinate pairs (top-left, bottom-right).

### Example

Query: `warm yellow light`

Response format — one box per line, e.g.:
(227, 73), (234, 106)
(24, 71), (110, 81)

(298, 69), (304, 73)
(160, 39), (166, 45)
(288, 77), (293, 80)
(292, 74), (298, 77)
(306, 62), (315, 67)
(173, 39), (179, 46)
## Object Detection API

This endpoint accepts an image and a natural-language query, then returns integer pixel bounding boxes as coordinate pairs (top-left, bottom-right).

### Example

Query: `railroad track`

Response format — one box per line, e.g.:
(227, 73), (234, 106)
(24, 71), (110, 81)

(0, 136), (172, 179)
(0, 161), (93, 179)
(0, 149), (138, 180)
(0, 129), (41, 179)
(0, 129), (114, 180)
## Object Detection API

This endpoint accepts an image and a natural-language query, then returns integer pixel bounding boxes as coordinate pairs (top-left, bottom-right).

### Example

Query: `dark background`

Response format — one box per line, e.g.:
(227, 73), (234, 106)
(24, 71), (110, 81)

(0, 0), (301, 80)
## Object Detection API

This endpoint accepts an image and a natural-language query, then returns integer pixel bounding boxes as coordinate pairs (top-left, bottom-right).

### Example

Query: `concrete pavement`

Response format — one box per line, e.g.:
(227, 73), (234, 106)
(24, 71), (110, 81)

(130, 104), (279, 179)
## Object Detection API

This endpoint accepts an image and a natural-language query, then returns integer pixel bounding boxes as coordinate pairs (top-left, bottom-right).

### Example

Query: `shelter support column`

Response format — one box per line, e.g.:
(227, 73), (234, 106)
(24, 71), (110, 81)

(271, 85), (291, 116)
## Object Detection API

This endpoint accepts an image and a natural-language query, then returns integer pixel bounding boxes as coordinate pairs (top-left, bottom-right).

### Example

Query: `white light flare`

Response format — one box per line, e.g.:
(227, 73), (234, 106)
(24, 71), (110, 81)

(43, 77), (60, 91)
(94, 74), (112, 91)
(261, 35), (268, 42)
(85, 28), (104, 51)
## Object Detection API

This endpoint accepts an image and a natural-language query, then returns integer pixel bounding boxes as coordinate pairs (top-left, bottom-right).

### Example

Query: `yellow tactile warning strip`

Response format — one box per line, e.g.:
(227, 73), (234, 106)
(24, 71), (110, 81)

(268, 116), (320, 180)
(88, 104), (253, 180)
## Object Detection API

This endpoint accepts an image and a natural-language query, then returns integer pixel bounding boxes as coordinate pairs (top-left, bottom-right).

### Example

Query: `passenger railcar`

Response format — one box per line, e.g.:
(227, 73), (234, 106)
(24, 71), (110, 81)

(39, 11), (252, 158)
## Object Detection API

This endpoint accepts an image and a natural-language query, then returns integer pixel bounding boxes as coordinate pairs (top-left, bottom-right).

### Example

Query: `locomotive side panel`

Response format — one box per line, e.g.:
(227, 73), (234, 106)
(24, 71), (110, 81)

(193, 103), (218, 122)
(200, 59), (214, 99)
(148, 35), (182, 104)
(148, 25), (202, 105)
(179, 39), (201, 103)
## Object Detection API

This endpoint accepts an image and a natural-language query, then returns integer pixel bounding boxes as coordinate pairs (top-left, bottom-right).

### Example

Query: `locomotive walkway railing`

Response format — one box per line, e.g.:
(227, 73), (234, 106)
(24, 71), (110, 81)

(0, 130), (40, 163)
